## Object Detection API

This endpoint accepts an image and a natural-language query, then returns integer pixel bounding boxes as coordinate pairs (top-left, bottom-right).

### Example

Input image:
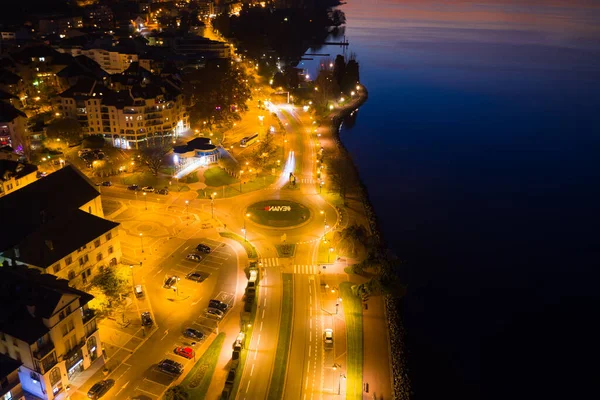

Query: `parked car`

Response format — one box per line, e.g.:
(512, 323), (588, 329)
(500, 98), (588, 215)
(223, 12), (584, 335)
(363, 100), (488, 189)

(208, 299), (228, 312)
(101, 181), (112, 186)
(206, 308), (224, 320)
(186, 272), (205, 282)
(186, 253), (202, 262)
(157, 359), (183, 376)
(87, 379), (114, 399)
(196, 243), (211, 253)
(157, 188), (169, 195)
(183, 328), (204, 340)
(141, 186), (154, 192)
(324, 328), (333, 345)
(36, 171), (48, 178)
(127, 184), (139, 191)
(134, 285), (144, 298)
(163, 276), (178, 289)
(141, 312), (153, 327)
(174, 346), (194, 359)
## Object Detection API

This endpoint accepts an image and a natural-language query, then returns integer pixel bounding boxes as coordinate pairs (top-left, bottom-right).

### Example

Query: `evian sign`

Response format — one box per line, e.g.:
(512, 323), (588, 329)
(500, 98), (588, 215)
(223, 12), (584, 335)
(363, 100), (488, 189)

(264, 205), (292, 212)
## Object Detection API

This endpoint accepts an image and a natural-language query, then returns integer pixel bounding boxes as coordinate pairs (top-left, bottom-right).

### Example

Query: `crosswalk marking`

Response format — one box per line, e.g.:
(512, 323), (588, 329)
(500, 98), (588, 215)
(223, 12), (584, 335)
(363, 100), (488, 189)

(300, 178), (315, 184)
(261, 258), (280, 267)
(293, 265), (319, 275)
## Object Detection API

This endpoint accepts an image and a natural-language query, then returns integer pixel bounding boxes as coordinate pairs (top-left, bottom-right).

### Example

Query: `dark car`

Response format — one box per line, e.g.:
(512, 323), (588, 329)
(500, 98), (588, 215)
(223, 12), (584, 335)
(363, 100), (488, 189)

(141, 186), (155, 192)
(141, 312), (153, 327)
(157, 188), (169, 195)
(163, 276), (178, 288)
(186, 272), (205, 282)
(206, 308), (224, 320)
(196, 243), (211, 253)
(101, 181), (112, 186)
(208, 299), (228, 312)
(127, 184), (139, 191)
(226, 368), (236, 384)
(157, 359), (183, 376)
(87, 379), (114, 399)
(183, 328), (204, 340)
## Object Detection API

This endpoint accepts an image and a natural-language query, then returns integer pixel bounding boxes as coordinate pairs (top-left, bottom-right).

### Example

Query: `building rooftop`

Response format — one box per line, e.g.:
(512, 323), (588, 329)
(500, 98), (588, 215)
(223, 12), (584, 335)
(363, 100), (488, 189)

(0, 101), (26, 123)
(173, 137), (216, 153)
(4, 209), (119, 268)
(0, 265), (94, 344)
(0, 159), (37, 181)
(0, 165), (100, 252)
(0, 353), (21, 379)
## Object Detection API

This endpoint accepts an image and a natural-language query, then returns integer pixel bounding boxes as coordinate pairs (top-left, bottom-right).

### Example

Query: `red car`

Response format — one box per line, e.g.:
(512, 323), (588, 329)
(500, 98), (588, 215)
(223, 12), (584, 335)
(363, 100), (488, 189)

(174, 346), (194, 359)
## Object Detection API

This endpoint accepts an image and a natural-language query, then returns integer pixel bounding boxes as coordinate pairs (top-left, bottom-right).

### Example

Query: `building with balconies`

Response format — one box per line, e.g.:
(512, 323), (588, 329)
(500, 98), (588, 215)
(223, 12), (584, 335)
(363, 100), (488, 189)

(0, 353), (25, 400)
(0, 159), (38, 198)
(0, 165), (122, 291)
(56, 63), (189, 149)
(0, 265), (102, 400)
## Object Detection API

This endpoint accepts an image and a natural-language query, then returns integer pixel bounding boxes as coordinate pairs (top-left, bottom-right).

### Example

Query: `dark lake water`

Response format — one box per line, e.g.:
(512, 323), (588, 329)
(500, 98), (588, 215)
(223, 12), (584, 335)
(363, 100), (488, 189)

(300, 1), (600, 398)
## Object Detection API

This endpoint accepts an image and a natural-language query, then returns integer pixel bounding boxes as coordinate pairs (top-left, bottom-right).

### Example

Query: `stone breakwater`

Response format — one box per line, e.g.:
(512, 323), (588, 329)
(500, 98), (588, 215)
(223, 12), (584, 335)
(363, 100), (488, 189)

(327, 88), (412, 399)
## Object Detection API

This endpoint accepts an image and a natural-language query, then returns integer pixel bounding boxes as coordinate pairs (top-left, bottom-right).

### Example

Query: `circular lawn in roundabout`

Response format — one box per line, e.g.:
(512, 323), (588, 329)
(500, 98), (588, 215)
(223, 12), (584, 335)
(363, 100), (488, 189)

(246, 200), (311, 228)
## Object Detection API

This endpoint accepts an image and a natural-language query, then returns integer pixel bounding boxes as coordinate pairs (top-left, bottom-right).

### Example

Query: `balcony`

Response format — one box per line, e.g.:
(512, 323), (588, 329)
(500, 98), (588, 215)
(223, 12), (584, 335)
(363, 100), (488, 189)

(82, 308), (96, 324)
(33, 340), (55, 360)
(101, 113), (110, 120)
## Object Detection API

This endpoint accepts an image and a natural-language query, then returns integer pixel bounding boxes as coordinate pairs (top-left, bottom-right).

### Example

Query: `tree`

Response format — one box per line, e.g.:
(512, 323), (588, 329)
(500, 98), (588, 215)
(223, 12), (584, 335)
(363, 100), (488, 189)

(335, 224), (370, 257)
(138, 144), (171, 176)
(314, 68), (340, 110)
(327, 152), (356, 202)
(164, 386), (189, 400)
(333, 55), (346, 88)
(341, 59), (360, 94)
(252, 131), (276, 169)
(91, 268), (127, 302)
(329, 9), (346, 27)
(46, 118), (82, 146)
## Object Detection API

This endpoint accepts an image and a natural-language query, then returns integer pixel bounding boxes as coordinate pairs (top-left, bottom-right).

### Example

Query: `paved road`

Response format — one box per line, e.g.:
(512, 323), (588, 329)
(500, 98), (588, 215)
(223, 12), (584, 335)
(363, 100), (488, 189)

(69, 195), (240, 400)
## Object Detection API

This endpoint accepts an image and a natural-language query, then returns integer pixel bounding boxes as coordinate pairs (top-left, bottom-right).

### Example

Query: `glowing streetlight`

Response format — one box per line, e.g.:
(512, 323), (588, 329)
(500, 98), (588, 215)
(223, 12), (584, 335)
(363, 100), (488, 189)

(328, 247), (334, 263)
(139, 233), (144, 253)
(243, 213), (251, 241)
(142, 192), (147, 210)
(329, 105), (334, 111)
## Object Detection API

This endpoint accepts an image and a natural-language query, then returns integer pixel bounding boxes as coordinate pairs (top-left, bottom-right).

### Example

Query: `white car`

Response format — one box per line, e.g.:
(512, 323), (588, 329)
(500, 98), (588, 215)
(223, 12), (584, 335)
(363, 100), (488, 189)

(324, 328), (333, 345)
(141, 186), (155, 192)
(186, 253), (202, 262)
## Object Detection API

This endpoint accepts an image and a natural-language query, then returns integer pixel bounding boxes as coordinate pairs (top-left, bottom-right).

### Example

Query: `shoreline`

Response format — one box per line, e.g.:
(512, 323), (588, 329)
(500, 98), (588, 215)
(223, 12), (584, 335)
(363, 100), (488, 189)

(323, 87), (412, 400)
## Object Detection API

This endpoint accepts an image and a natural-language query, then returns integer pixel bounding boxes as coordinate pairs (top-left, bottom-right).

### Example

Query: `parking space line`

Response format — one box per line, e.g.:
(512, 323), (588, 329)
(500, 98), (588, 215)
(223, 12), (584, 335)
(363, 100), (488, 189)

(135, 386), (162, 397)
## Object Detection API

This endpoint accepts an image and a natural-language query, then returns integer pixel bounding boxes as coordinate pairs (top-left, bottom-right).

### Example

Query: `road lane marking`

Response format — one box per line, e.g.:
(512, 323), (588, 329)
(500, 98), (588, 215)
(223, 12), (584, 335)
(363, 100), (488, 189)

(254, 348), (258, 360)
(250, 364), (255, 376)
(260, 321), (263, 331)
(191, 297), (203, 306)
(257, 334), (261, 347)
(309, 344), (312, 357)
(246, 380), (251, 393)
(310, 330), (312, 342)
(161, 330), (169, 340)
(115, 381), (130, 396)
(310, 319), (312, 329)
(262, 309), (265, 319)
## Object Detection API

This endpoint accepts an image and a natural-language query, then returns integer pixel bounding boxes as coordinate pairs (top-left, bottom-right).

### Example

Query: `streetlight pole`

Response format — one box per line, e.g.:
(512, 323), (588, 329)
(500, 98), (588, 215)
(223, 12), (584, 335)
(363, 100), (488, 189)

(210, 192), (217, 219)
(243, 213), (250, 241)
(139, 233), (144, 253)
(130, 264), (134, 292)
(185, 200), (189, 219)
(143, 192), (147, 210)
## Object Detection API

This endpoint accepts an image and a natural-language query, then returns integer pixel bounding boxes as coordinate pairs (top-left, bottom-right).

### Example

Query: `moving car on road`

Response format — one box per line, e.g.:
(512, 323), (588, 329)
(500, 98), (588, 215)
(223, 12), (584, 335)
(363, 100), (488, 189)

(163, 276), (178, 289)
(196, 243), (211, 253)
(101, 181), (112, 186)
(324, 328), (333, 345)
(87, 379), (114, 399)
(183, 328), (204, 340)
(141, 186), (154, 192)
(186, 253), (202, 262)
(208, 299), (228, 312)
(206, 308), (224, 320)
(157, 187), (169, 195)
(174, 346), (194, 359)
(141, 312), (153, 327)
(186, 272), (205, 282)
(157, 359), (183, 376)
(127, 184), (139, 191)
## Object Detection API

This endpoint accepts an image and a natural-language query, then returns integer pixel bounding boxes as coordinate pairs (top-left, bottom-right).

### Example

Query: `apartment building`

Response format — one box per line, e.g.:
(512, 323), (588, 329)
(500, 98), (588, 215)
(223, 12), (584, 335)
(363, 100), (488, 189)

(0, 160), (38, 198)
(0, 266), (102, 400)
(0, 165), (122, 290)
(0, 353), (25, 400)
(56, 63), (189, 149)
(0, 101), (27, 150)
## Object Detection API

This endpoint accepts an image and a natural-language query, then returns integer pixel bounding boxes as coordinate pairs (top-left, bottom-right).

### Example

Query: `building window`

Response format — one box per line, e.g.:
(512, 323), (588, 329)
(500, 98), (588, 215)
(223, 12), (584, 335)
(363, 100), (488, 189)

(66, 256), (72, 265)
(108, 246), (113, 254)
(61, 325), (68, 336)
(68, 270), (76, 280)
(67, 320), (74, 333)
(94, 239), (101, 248)
(53, 264), (60, 273)
(50, 367), (61, 385)
(79, 254), (89, 266)
(110, 258), (117, 266)
(106, 232), (112, 241)
(96, 252), (103, 262)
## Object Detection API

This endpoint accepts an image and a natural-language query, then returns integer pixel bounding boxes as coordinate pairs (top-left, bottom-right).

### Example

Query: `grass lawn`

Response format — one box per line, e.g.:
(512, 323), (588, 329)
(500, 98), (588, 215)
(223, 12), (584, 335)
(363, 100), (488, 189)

(180, 333), (226, 396)
(219, 232), (258, 259)
(267, 273), (293, 400)
(317, 240), (337, 265)
(204, 167), (238, 187)
(199, 174), (277, 199)
(339, 282), (363, 399)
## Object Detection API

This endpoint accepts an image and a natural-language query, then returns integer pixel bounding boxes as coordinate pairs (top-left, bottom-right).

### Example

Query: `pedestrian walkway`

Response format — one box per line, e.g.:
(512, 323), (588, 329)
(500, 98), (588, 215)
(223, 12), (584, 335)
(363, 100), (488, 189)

(300, 178), (315, 184)
(294, 264), (319, 274)
(261, 257), (280, 267)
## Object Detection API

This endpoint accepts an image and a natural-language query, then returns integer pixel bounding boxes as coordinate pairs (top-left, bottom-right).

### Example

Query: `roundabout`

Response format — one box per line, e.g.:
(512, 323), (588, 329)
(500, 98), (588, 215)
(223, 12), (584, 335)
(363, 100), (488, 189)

(245, 200), (311, 228)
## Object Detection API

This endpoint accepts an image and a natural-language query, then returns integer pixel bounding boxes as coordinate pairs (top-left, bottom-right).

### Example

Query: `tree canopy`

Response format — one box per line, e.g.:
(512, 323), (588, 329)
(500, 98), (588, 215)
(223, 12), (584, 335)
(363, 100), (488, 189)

(45, 118), (82, 145)
(138, 144), (171, 176)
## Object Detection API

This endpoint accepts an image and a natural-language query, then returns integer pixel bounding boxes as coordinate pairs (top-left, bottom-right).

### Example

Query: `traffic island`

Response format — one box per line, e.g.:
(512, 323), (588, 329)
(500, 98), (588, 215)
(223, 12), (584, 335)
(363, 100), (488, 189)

(246, 200), (311, 228)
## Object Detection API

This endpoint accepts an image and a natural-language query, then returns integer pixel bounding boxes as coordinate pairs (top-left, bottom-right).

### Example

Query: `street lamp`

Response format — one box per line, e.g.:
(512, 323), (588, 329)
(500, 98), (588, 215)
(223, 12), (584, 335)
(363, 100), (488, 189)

(143, 192), (147, 210)
(320, 210), (327, 242)
(185, 200), (189, 218)
(139, 233), (144, 253)
(319, 180), (324, 193)
(210, 192), (217, 219)
(328, 247), (334, 263)
(243, 213), (250, 241)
